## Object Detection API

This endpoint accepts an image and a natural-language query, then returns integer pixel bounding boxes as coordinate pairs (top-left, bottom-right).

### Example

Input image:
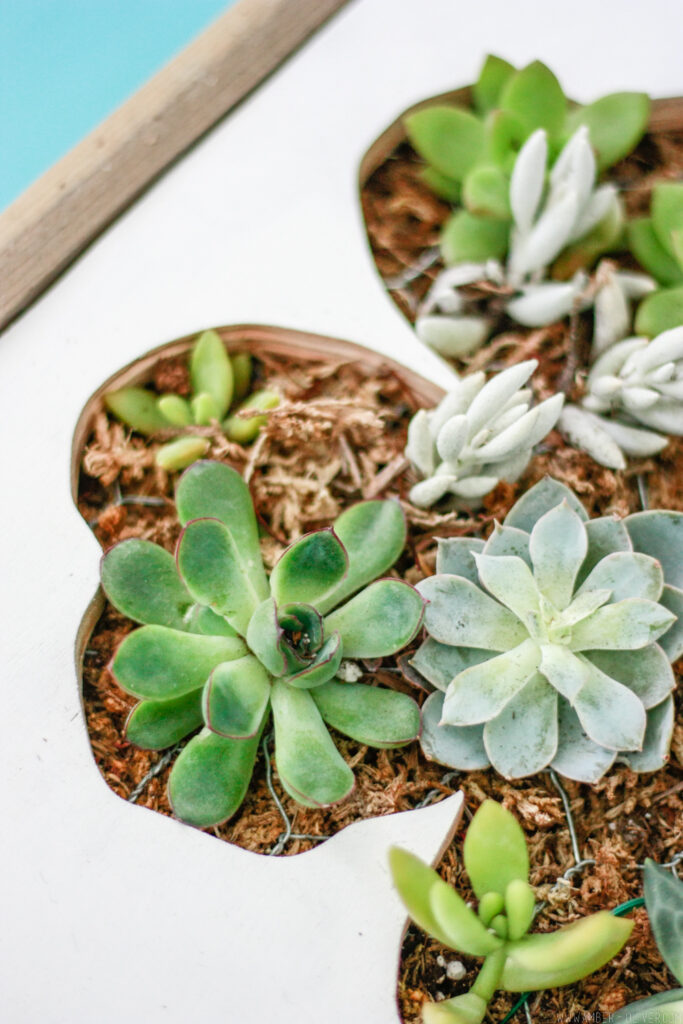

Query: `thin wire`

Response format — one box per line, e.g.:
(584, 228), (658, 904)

(384, 247), (441, 290)
(546, 768), (596, 879)
(262, 733), (329, 855)
(127, 744), (181, 803)
(414, 771), (460, 810)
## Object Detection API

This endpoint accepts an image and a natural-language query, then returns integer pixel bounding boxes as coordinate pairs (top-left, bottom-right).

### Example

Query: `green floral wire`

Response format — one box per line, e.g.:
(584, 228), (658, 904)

(499, 897), (646, 1024)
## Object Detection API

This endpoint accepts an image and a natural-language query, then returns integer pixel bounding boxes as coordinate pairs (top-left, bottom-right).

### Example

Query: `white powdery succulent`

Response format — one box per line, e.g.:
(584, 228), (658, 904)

(415, 128), (647, 358)
(406, 360), (564, 508)
(559, 326), (683, 470)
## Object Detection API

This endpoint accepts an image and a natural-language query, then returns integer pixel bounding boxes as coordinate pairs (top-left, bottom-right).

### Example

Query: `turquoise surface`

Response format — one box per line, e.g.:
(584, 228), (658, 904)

(0, 1), (235, 210)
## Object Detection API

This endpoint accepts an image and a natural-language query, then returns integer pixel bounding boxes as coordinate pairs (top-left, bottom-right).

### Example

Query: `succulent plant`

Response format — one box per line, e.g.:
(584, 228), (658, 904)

(413, 477), (679, 782)
(105, 330), (279, 470)
(415, 127), (635, 359)
(559, 325), (683, 469)
(611, 860), (683, 1024)
(628, 182), (683, 338)
(390, 800), (633, 1024)
(101, 460), (425, 827)
(405, 360), (563, 508)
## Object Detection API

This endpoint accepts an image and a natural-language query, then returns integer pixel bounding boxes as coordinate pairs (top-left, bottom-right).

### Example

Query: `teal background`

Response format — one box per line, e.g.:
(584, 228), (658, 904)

(0, 1), (234, 210)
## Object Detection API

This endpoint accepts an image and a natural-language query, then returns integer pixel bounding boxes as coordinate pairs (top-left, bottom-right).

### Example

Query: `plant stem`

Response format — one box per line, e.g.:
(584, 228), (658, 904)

(471, 949), (506, 1003)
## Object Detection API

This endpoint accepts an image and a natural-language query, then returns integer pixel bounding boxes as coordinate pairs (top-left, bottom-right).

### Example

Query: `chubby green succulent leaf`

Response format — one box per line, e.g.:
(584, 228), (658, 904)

(421, 692), (490, 770)
(423, 993), (488, 1024)
(652, 184), (683, 262)
(505, 477), (588, 532)
(501, 911), (633, 991)
(430, 881), (508, 956)
(230, 352), (253, 402)
(628, 219), (683, 286)
(191, 392), (221, 426)
(463, 164), (511, 220)
(271, 680), (354, 807)
(635, 285), (683, 338)
(323, 579), (424, 657)
(168, 724), (263, 827)
(190, 330), (233, 418)
(284, 631), (343, 689)
(177, 517), (262, 635)
(318, 499), (407, 613)
(567, 92), (650, 171)
(246, 598), (288, 676)
(125, 690), (204, 749)
(441, 210), (509, 265)
(405, 105), (486, 181)
(485, 109), (526, 167)
(500, 61), (567, 139)
(101, 539), (192, 629)
(223, 389), (279, 443)
(473, 54), (516, 114)
(421, 167), (462, 202)
(203, 656), (271, 738)
(483, 672), (559, 777)
(504, 879), (536, 941)
(185, 604), (237, 637)
(436, 537), (485, 582)
(418, 574), (527, 651)
(643, 859), (683, 983)
(311, 680), (420, 748)
(157, 394), (192, 426)
(155, 437), (210, 472)
(625, 510), (683, 590)
(104, 387), (171, 435)
(389, 847), (502, 953)
(610, 991), (683, 1024)
(463, 800), (529, 898)
(478, 892), (505, 926)
(112, 625), (246, 699)
(270, 528), (348, 608)
(175, 461), (268, 599)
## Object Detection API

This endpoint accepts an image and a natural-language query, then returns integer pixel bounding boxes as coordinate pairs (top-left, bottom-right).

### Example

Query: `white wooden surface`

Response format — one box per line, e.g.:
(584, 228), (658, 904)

(1, 0), (681, 1021)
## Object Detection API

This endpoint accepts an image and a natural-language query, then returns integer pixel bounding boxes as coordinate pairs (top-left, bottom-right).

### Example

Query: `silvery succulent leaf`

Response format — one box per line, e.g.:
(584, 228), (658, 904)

(416, 315), (492, 357)
(593, 269), (631, 356)
(506, 276), (586, 327)
(509, 129), (547, 234)
(569, 184), (617, 244)
(508, 184), (580, 282)
(549, 125), (594, 210)
(405, 409), (436, 478)
(420, 263), (490, 315)
(416, 477), (680, 782)
(558, 405), (627, 470)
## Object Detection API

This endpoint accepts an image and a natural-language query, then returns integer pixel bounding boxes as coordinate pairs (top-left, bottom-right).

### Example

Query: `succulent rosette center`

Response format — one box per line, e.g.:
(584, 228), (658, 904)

(414, 477), (679, 782)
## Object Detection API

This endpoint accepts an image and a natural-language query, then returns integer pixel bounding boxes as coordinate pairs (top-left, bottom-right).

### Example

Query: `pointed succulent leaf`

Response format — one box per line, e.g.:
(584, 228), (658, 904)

(466, 360), (536, 438)
(529, 501), (587, 609)
(203, 655), (271, 738)
(463, 164), (511, 220)
(104, 387), (171, 434)
(436, 537), (485, 581)
(323, 579), (424, 658)
(421, 167), (462, 202)
(185, 604), (237, 637)
(643, 858), (683, 983)
(464, 800), (529, 898)
(389, 847), (476, 950)
(578, 517), (632, 584)
(284, 632), (343, 689)
(500, 60), (567, 138)
(419, 574), (527, 651)
(551, 697), (616, 783)
(442, 639), (540, 726)
(101, 539), (193, 629)
(417, 315), (492, 358)
(191, 392), (220, 426)
(474, 554), (540, 624)
(587, 645), (674, 709)
(509, 186), (580, 280)
(112, 626), (246, 700)
(421, 692), (490, 769)
(505, 879), (536, 941)
(509, 129), (547, 232)
(312, 680), (419, 748)
(317, 499), (407, 612)
(486, 108), (526, 166)
(156, 437), (211, 472)
(625, 510), (683, 590)
(422, 992), (488, 1024)
(157, 393), (192, 426)
(555, 589), (611, 630)
(610, 991), (683, 1024)
(177, 518), (262, 635)
(230, 352), (253, 402)
(246, 598), (287, 676)
(502, 911), (633, 991)
(404, 105), (486, 181)
(429, 882), (508, 956)
(270, 681), (354, 807)
(175, 461), (268, 599)
(223, 388), (279, 444)
(270, 528), (348, 608)
(484, 673), (558, 777)
(563, 407), (663, 465)
(628, 219), (683, 286)
(506, 280), (581, 327)
(168, 725), (263, 827)
(189, 330), (233, 419)
(539, 643), (588, 702)
(482, 523), (531, 565)
(635, 286), (683, 339)
(474, 395), (564, 461)
(570, 598), (675, 651)
(412, 639), (492, 692)
(659, 584), (683, 661)
(572, 655), (647, 751)
(622, 695), (675, 773)
(406, 409), (436, 477)
(473, 54), (516, 114)
(436, 414), (470, 463)
(479, 892), (505, 926)
(441, 210), (509, 266)
(125, 690), (204, 750)
(577, 551), (663, 603)
(567, 92), (649, 171)
(505, 476), (587, 531)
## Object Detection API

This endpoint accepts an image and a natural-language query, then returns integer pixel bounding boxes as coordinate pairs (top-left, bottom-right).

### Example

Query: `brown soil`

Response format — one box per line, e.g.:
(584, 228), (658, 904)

(359, 109), (683, 1020)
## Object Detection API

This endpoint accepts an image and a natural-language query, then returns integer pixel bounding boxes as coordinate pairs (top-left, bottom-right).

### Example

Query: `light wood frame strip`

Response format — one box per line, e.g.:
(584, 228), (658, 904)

(0, 0), (350, 332)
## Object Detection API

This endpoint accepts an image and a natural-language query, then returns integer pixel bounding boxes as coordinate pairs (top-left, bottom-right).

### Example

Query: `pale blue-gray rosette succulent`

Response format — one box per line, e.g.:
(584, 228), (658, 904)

(414, 477), (681, 782)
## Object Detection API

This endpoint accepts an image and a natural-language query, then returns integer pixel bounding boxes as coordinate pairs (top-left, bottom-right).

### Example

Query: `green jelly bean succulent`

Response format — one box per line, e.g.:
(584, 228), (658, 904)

(390, 800), (633, 1024)
(413, 477), (680, 782)
(404, 55), (649, 267)
(611, 860), (683, 1024)
(105, 330), (279, 471)
(629, 182), (683, 337)
(101, 460), (425, 827)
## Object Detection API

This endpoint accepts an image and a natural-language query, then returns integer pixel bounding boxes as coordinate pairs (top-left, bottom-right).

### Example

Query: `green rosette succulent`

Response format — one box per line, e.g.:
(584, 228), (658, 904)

(101, 460), (425, 827)
(390, 800), (633, 1024)
(413, 477), (679, 782)
(105, 330), (279, 471)
(629, 182), (683, 338)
